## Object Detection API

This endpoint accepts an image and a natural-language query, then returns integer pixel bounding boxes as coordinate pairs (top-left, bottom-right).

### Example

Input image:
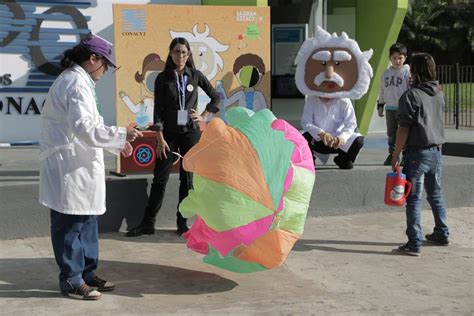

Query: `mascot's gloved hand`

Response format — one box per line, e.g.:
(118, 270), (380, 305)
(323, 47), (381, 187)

(331, 136), (346, 149)
(319, 132), (334, 147)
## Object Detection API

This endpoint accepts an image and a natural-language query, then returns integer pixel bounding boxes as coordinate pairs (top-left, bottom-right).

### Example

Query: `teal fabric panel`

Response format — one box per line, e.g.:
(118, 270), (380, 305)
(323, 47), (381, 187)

(203, 245), (268, 273)
(226, 107), (294, 210)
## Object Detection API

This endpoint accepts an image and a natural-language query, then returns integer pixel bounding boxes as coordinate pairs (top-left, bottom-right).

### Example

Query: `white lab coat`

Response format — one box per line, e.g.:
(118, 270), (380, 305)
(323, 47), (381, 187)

(301, 96), (361, 163)
(39, 65), (126, 215)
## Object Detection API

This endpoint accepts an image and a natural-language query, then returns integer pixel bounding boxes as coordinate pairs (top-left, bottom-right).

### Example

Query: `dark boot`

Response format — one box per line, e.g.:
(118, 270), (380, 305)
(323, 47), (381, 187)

(176, 212), (188, 236)
(125, 223), (155, 237)
(334, 155), (354, 169)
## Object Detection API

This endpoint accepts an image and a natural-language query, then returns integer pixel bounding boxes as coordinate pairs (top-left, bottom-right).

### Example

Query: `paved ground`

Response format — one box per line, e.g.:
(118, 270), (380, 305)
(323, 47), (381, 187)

(0, 207), (472, 315)
(1, 128), (473, 314)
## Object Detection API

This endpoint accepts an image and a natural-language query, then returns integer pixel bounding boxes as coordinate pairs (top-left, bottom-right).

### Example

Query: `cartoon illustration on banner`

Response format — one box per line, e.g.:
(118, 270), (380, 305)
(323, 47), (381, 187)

(113, 4), (270, 173)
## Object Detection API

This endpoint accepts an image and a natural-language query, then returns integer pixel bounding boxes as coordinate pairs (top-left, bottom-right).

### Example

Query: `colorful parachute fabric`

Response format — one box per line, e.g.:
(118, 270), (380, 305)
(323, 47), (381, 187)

(180, 107), (315, 273)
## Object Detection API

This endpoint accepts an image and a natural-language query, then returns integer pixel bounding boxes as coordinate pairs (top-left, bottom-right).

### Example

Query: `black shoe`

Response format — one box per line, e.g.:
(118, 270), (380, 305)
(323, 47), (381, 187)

(125, 224), (155, 237)
(425, 233), (450, 246)
(177, 224), (189, 236)
(63, 284), (101, 300)
(383, 154), (392, 166)
(334, 156), (354, 169)
(86, 275), (115, 292)
(397, 243), (421, 256)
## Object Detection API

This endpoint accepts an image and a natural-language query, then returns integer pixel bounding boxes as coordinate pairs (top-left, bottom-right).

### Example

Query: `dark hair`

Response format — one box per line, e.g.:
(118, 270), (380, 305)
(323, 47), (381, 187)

(232, 53), (265, 88)
(164, 37), (195, 74)
(389, 43), (407, 56)
(410, 53), (437, 85)
(233, 53), (265, 75)
(60, 44), (105, 70)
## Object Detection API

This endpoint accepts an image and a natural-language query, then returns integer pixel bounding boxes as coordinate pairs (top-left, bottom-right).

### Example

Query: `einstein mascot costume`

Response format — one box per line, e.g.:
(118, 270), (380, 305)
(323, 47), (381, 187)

(295, 26), (373, 169)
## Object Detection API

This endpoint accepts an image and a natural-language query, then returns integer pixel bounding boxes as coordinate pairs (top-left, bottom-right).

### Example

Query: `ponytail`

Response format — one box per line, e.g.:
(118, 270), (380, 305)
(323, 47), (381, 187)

(59, 45), (94, 70)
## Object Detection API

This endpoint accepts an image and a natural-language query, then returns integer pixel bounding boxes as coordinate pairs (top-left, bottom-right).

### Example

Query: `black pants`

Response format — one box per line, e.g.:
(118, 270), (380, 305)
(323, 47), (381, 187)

(303, 132), (364, 163)
(142, 130), (201, 226)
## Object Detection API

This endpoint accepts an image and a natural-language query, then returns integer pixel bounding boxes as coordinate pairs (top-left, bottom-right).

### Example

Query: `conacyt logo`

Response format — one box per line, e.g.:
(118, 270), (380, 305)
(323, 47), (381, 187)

(122, 9), (146, 36)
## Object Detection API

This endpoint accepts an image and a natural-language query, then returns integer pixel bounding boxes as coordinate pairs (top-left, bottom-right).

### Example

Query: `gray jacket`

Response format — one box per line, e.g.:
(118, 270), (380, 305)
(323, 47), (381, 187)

(397, 81), (445, 148)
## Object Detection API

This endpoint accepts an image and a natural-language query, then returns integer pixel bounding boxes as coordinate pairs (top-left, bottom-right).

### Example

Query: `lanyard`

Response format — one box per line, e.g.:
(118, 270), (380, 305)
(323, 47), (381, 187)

(176, 72), (188, 111)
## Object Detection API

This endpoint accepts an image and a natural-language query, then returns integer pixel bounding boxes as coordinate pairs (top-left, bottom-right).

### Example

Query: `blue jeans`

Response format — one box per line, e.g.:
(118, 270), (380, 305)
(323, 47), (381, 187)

(402, 147), (449, 250)
(50, 210), (99, 292)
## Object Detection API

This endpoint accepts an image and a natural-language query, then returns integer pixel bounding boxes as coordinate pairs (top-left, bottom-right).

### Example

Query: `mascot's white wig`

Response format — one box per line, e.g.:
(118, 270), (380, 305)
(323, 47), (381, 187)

(294, 26), (373, 100)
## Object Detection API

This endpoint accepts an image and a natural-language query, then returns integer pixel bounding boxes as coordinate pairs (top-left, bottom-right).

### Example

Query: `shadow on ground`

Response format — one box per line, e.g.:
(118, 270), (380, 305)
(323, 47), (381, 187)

(0, 258), (238, 298)
(294, 239), (401, 255)
(100, 230), (188, 244)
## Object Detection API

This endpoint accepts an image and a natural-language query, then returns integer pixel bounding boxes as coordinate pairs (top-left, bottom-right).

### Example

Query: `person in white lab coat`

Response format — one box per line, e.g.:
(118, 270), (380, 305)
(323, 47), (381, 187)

(294, 27), (374, 169)
(39, 33), (142, 300)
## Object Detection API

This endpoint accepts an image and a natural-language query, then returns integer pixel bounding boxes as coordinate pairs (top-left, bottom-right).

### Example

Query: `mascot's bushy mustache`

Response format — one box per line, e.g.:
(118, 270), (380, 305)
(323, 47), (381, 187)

(313, 72), (344, 87)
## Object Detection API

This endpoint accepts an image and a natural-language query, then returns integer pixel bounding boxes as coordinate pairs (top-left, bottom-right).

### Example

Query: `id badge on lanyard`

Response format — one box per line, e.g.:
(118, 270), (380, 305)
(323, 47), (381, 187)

(177, 73), (188, 126)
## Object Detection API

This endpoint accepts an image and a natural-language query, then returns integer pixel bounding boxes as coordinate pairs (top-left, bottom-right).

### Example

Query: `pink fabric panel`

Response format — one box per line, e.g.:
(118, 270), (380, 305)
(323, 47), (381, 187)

(277, 166), (293, 212)
(271, 119), (315, 172)
(183, 215), (274, 257)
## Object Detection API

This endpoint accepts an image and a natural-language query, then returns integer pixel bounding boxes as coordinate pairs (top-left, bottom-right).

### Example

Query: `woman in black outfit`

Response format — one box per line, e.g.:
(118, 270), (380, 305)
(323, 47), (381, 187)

(126, 37), (220, 237)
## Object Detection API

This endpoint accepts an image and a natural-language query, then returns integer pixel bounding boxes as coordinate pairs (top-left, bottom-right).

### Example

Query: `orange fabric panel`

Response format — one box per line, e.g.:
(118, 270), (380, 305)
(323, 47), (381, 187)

(183, 118), (274, 211)
(234, 229), (299, 269)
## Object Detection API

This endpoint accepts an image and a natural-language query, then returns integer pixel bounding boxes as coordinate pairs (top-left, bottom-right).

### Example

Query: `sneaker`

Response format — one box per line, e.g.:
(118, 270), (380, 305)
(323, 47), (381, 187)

(87, 275), (115, 292)
(125, 224), (155, 237)
(383, 154), (393, 166)
(63, 284), (101, 300)
(425, 233), (450, 246)
(397, 243), (421, 256)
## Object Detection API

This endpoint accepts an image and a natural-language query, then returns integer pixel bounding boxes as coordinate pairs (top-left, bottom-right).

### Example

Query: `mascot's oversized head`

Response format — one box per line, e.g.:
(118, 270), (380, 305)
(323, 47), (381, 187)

(294, 26), (373, 99)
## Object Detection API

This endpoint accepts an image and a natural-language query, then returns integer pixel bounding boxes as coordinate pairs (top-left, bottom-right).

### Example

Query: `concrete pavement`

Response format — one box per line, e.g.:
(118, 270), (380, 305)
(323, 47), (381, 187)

(1, 127), (473, 314)
(0, 207), (472, 315)
(1, 129), (473, 239)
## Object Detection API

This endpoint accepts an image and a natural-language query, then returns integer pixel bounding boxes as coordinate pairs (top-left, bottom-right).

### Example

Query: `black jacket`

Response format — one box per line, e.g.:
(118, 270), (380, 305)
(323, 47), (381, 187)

(153, 67), (219, 133)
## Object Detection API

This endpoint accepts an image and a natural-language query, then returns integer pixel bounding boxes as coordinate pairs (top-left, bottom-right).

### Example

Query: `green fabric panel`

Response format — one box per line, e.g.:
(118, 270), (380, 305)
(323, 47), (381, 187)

(203, 245), (267, 273)
(272, 167), (315, 235)
(226, 107), (294, 210)
(179, 175), (274, 232)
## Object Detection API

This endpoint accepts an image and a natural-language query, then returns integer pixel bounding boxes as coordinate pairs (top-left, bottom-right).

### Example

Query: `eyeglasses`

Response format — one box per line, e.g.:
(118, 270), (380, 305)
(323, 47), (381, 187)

(95, 56), (121, 74)
(104, 62), (121, 74)
(171, 49), (189, 56)
(111, 65), (121, 74)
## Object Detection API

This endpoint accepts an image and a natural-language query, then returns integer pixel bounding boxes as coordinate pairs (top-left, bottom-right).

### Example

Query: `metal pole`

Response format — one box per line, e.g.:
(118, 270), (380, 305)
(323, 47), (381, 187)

(455, 63), (460, 129)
